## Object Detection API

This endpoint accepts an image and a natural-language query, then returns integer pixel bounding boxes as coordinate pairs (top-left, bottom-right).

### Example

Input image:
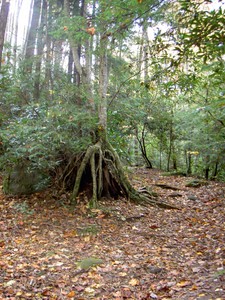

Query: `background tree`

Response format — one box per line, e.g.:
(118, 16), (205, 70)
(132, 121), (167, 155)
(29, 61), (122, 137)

(0, 0), (10, 71)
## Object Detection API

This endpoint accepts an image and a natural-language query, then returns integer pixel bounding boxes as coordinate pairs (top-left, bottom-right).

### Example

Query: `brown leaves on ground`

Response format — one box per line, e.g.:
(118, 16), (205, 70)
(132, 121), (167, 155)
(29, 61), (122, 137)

(0, 168), (225, 299)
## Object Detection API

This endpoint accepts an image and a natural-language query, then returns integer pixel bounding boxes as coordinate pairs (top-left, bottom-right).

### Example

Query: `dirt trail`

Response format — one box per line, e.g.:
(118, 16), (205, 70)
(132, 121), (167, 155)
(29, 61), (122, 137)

(0, 169), (225, 299)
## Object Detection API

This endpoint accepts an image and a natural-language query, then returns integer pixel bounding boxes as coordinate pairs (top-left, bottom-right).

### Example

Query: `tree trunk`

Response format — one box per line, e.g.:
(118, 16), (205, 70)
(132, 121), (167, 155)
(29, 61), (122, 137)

(205, 154), (210, 180)
(34, 0), (45, 100)
(64, 0), (94, 109)
(212, 157), (219, 180)
(136, 124), (153, 168)
(12, 0), (23, 73)
(159, 130), (163, 169)
(98, 38), (108, 131)
(64, 0), (83, 79)
(0, 0), (10, 71)
(167, 120), (173, 172)
(186, 150), (192, 175)
(44, 1), (52, 94)
(61, 1), (178, 210)
(67, 35), (177, 210)
(68, 48), (73, 82)
(24, 0), (42, 73)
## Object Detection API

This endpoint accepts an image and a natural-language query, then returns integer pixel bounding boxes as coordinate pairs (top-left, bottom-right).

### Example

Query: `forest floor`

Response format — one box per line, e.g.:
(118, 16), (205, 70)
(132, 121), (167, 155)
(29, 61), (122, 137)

(0, 168), (225, 300)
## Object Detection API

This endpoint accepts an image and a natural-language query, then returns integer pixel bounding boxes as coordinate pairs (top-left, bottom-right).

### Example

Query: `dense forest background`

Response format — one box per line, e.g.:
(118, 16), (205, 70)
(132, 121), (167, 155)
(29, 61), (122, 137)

(0, 0), (224, 203)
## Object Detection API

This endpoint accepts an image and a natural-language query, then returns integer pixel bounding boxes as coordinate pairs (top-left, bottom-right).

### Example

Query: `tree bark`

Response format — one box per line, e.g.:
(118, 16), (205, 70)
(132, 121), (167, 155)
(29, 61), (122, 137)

(44, 1), (52, 94)
(64, 0), (94, 109)
(34, 0), (45, 100)
(136, 124), (153, 168)
(24, 0), (42, 73)
(0, 0), (10, 71)
(12, 0), (23, 73)
(64, 0), (82, 78)
(98, 38), (108, 131)
(186, 150), (192, 175)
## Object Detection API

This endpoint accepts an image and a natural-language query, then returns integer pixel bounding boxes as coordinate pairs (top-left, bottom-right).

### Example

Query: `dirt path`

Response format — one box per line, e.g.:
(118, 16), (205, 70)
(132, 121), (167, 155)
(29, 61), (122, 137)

(0, 169), (225, 299)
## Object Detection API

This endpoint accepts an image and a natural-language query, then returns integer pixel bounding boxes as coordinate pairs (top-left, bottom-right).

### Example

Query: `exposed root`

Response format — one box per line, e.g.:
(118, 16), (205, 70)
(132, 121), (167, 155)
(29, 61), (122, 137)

(68, 140), (179, 209)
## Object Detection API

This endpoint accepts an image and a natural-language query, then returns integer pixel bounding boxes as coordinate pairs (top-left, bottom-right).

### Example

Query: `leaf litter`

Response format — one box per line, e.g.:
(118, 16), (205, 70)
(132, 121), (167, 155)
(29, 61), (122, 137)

(0, 168), (224, 299)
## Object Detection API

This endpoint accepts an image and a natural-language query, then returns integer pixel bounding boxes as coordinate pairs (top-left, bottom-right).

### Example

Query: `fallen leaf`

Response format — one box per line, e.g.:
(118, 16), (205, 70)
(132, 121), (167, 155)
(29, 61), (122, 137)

(191, 284), (198, 290)
(192, 267), (201, 273)
(177, 281), (191, 287)
(67, 290), (76, 298)
(119, 272), (127, 277)
(75, 286), (85, 292)
(85, 287), (95, 293)
(4, 280), (16, 287)
(150, 224), (159, 229)
(63, 230), (77, 238)
(129, 278), (140, 286)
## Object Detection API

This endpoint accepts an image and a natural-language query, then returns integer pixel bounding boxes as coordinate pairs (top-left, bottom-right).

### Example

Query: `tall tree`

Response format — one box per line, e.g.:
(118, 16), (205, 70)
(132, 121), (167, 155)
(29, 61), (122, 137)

(24, 0), (42, 73)
(12, 0), (23, 73)
(0, 0), (10, 71)
(66, 0), (176, 208)
(33, 0), (46, 100)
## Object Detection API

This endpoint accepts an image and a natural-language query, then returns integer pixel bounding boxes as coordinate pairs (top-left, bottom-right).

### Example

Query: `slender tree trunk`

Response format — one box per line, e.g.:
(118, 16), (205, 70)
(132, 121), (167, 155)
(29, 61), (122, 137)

(24, 0), (42, 73)
(0, 0), (10, 71)
(4, 0), (12, 44)
(34, 0), (45, 100)
(53, 40), (63, 78)
(44, 1), (52, 94)
(204, 87), (210, 180)
(159, 129), (163, 169)
(69, 0), (81, 86)
(64, 0), (82, 79)
(136, 124), (153, 168)
(167, 113), (176, 172)
(167, 122), (172, 171)
(68, 48), (73, 82)
(98, 38), (108, 132)
(64, 0), (94, 109)
(205, 155), (210, 180)
(172, 145), (177, 170)
(143, 23), (149, 83)
(133, 131), (140, 166)
(212, 157), (219, 179)
(186, 150), (192, 175)
(13, 0), (23, 73)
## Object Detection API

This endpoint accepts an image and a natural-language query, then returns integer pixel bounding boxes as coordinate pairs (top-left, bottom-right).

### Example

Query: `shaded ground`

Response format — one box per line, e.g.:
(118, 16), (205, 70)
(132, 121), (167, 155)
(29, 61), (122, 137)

(0, 168), (225, 299)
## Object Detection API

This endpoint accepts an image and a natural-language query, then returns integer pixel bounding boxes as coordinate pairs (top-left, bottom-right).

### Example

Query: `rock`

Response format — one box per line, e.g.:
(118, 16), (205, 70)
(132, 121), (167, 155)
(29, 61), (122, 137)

(3, 162), (50, 195)
(187, 194), (198, 201)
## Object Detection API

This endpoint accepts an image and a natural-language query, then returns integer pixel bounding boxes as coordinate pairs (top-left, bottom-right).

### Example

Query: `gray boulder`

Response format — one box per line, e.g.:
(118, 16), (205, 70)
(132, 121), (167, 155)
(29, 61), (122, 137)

(3, 162), (49, 195)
